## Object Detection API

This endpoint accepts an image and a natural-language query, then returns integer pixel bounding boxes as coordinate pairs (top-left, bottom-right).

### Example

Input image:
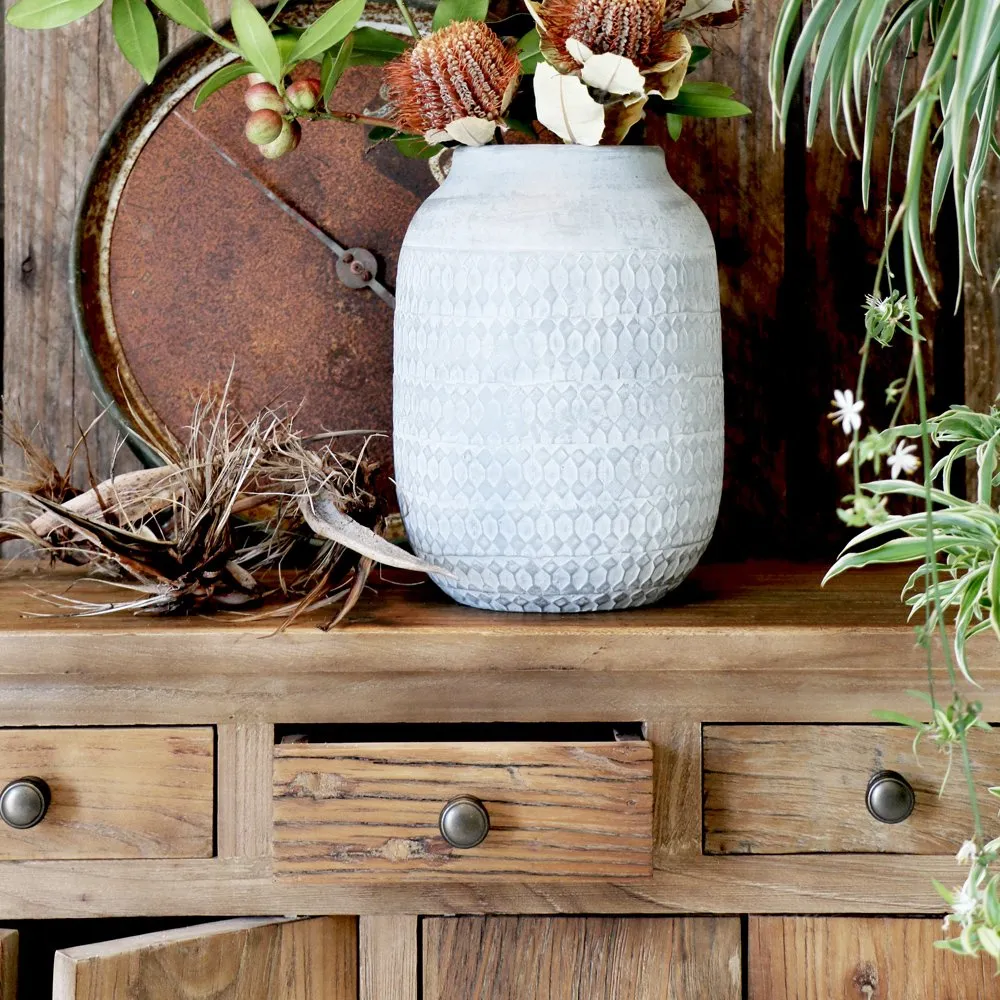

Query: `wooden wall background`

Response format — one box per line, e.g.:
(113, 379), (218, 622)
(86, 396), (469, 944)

(2, 0), (999, 561)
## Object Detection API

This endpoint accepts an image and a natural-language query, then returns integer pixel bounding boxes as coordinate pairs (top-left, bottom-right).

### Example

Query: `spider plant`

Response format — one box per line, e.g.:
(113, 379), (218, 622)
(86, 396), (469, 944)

(770, 0), (1000, 963)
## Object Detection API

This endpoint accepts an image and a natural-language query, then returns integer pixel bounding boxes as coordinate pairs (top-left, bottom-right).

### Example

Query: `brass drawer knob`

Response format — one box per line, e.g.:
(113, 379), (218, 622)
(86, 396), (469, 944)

(866, 770), (915, 824)
(0, 777), (51, 830)
(439, 795), (490, 849)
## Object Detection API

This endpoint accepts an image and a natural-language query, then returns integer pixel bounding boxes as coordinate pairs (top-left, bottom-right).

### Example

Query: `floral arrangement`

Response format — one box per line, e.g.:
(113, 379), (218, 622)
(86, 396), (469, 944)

(7, 0), (749, 159)
(771, 0), (1000, 965)
(0, 391), (437, 627)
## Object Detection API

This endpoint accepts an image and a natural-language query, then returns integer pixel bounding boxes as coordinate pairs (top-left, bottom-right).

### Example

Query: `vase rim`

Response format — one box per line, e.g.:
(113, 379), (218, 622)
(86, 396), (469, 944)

(452, 144), (665, 159)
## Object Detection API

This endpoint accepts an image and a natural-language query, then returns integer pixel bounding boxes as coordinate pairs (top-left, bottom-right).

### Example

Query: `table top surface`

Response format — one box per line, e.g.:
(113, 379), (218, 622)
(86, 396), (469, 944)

(0, 560), (914, 636)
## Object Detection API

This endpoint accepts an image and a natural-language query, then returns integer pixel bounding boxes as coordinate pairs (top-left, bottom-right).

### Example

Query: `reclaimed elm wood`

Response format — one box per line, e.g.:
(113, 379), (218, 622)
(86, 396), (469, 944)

(0, 853), (982, 919)
(217, 722), (273, 859)
(748, 917), (995, 999)
(965, 155), (1000, 432)
(648, 719), (701, 858)
(359, 916), (417, 1000)
(423, 916), (741, 1000)
(273, 741), (653, 879)
(0, 930), (16, 1000)
(703, 725), (1000, 855)
(0, 727), (213, 860)
(1, 563), (1000, 727)
(52, 917), (356, 1000)
(650, 0), (789, 561)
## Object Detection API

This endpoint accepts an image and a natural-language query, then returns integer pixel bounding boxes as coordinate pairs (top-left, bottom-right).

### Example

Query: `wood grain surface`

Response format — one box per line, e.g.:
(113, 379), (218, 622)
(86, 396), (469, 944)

(0, 727), (213, 859)
(748, 917), (995, 999)
(1, 564), (999, 728)
(360, 915), (417, 1000)
(0, 852), (983, 918)
(0, 930), (16, 1000)
(704, 725), (1000, 855)
(423, 917), (741, 1000)
(273, 742), (653, 879)
(52, 916), (356, 1000)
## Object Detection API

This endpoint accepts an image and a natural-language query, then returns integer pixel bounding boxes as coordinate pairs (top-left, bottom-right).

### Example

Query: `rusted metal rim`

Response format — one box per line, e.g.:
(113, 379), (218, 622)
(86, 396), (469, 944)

(70, 2), (428, 468)
(71, 30), (240, 466)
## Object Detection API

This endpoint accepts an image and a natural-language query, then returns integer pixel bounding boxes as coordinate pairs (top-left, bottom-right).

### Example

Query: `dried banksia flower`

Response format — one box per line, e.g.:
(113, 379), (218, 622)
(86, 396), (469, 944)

(532, 0), (671, 70)
(385, 20), (522, 146)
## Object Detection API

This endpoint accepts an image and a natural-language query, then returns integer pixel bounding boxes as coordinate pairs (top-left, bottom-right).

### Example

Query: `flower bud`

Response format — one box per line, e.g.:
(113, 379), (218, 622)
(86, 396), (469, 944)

(258, 119), (302, 159)
(245, 108), (284, 146)
(286, 78), (322, 112)
(245, 82), (286, 113)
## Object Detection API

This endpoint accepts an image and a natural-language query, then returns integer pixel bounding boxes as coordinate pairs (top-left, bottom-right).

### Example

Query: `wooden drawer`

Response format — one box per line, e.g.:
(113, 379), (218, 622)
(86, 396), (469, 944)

(703, 724), (1000, 854)
(0, 727), (214, 860)
(273, 741), (653, 879)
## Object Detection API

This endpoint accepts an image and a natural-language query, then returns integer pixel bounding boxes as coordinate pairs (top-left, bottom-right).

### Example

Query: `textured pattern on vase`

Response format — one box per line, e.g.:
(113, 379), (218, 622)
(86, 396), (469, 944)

(394, 242), (723, 613)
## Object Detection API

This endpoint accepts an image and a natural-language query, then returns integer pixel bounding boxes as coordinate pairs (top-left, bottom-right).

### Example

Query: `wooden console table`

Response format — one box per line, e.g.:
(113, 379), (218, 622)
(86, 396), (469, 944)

(0, 561), (996, 997)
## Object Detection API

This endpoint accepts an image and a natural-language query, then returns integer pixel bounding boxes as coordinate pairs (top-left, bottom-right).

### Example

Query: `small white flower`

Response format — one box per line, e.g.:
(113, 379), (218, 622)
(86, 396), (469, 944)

(887, 440), (920, 479)
(829, 388), (864, 436)
(956, 839), (978, 865)
(836, 446), (853, 467)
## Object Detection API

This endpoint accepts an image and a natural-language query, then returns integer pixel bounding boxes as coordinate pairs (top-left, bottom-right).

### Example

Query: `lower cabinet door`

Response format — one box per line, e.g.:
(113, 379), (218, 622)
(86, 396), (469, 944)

(423, 917), (741, 1000)
(51, 917), (356, 1000)
(749, 917), (996, 998)
(0, 930), (16, 1000)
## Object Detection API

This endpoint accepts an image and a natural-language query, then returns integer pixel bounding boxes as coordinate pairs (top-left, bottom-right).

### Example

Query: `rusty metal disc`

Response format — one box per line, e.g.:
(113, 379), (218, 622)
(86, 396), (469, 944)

(71, 2), (436, 469)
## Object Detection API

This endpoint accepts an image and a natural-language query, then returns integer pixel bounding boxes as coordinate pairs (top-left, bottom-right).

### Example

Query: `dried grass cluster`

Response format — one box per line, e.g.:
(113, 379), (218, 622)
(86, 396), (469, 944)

(0, 394), (436, 628)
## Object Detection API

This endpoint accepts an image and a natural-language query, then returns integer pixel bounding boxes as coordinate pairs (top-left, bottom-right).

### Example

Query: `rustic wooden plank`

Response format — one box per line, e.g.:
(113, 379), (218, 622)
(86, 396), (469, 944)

(965, 155), (1000, 422)
(3, 564), (1000, 729)
(647, 719), (700, 858)
(423, 917), (741, 1000)
(273, 742), (653, 879)
(704, 724), (998, 854)
(648, 1), (787, 560)
(0, 930), (16, 1000)
(0, 852), (984, 917)
(52, 916), (356, 1000)
(217, 722), (273, 859)
(748, 917), (994, 999)
(0, 727), (213, 859)
(360, 915), (417, 1000)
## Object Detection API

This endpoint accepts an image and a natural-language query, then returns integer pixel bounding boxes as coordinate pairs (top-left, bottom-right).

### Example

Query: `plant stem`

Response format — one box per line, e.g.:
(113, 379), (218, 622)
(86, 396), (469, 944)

(393, 0), (422, 40)
(905, 234), (983, 843)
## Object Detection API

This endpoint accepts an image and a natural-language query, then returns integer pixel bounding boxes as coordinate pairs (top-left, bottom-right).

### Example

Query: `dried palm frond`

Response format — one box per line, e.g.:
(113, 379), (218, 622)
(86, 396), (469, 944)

(0, 393), (438, 627)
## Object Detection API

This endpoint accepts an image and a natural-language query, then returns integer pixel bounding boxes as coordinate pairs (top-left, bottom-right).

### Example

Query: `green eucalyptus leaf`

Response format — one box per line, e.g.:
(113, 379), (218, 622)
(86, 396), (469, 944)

(231, 0), (282, 84)
(290, 0), (364, 64)
(662, 93), (751, 118)
(394, 135), (441, 158)
(6, 0), (103, 29)
(517, 27), (541, 73)
(367, 124), (399, 141)
(194, 60), (254, 108)
(149, 0), (212, 34)
(679, 80), (734, 98)
(320, 30), (354, 104)
(688, 44), (710, 67)
(432, 0), (487, 30)
(346, 26), (408, 64)
(112, 0), (160, 83)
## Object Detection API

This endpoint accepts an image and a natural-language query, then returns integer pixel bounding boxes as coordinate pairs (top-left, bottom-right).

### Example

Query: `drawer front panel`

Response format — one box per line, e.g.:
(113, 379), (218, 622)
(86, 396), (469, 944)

(703, 724), (998, 854)
(273, 741), (653, 879)
(0, 727), (214, 860)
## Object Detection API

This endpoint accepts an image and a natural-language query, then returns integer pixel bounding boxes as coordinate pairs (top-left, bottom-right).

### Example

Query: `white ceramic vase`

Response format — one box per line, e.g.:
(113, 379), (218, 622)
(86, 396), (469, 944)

(393, 144), (723, 612)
